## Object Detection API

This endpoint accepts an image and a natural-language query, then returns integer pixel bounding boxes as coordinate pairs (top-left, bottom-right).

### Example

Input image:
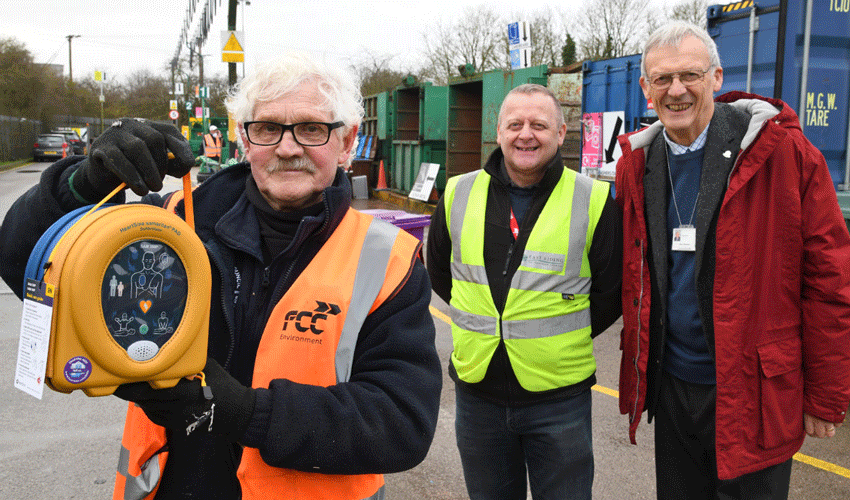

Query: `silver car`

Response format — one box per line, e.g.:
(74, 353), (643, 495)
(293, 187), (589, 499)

(33, 134), (69, 162)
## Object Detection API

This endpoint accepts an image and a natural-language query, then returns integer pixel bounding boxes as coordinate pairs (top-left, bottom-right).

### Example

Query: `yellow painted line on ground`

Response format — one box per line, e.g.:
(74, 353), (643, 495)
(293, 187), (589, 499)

(592, 384), (619, 398)
(430, 306), (848, 478)
(793, 452), (850, 479)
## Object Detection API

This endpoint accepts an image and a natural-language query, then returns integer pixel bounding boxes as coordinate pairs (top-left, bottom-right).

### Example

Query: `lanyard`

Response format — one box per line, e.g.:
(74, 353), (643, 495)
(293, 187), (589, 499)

(665, 147), (698, 229)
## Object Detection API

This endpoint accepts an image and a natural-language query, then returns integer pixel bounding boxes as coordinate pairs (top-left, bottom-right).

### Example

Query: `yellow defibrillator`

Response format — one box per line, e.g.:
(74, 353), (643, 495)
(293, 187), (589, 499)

(24, 177), (210, 397)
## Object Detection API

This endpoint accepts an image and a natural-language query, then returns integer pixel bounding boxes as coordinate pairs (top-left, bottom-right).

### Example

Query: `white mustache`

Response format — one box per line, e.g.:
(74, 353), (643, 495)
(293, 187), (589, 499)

(265, 157), (318, 174)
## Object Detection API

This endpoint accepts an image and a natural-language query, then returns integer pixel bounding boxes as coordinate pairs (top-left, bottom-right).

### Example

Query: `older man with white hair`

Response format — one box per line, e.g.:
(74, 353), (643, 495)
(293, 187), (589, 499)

(616, 21), (850, 500)
(0, 52), (442, 500)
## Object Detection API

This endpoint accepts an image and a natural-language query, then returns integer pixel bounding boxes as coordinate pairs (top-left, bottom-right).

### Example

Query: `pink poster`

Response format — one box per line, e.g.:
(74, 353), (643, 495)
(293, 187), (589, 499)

(581, 113), (602, 175)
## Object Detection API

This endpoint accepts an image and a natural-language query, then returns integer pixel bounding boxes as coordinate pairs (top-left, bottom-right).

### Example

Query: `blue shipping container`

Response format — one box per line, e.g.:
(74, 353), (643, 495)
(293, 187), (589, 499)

(582, 54), (653, 134)
(708, 0), (850, 190)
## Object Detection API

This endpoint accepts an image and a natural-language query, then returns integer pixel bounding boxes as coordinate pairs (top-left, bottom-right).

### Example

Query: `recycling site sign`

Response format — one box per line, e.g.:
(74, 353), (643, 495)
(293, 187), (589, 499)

(508, 21), (532, 70)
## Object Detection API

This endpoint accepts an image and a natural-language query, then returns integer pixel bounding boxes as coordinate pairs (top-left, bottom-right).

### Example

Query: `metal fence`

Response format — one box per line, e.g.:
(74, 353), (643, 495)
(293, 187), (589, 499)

(0, 116), (42, 163)
(1, 115), (185, 163)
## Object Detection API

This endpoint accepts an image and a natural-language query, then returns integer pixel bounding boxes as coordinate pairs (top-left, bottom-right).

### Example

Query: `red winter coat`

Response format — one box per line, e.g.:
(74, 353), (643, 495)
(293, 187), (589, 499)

(616, 92), (850, 479)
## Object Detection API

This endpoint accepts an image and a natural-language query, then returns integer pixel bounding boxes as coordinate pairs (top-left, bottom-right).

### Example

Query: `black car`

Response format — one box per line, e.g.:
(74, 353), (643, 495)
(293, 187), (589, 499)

(33, 134), (69, 162)
(52, 129), (85, 155)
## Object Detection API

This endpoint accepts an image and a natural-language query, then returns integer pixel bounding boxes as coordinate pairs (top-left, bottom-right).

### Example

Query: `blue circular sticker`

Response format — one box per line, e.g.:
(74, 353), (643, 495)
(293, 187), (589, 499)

(64, 356), (92, 384)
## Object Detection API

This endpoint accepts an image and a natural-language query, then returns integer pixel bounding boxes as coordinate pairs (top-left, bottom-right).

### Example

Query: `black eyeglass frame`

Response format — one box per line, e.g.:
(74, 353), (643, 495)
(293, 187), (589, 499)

(243, 120), (345, 147)
(647, 67), (713, 90)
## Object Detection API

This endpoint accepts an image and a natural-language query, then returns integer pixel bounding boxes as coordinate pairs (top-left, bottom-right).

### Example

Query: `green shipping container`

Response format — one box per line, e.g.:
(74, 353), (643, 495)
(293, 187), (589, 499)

(446, 65), (548, 179)
(362, 91), (394, 166)
(389, 82), (448, 193)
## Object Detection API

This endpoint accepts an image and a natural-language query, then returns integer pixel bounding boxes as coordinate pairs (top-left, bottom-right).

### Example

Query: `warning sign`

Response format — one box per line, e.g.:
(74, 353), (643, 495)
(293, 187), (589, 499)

(221, 30), (244, 63)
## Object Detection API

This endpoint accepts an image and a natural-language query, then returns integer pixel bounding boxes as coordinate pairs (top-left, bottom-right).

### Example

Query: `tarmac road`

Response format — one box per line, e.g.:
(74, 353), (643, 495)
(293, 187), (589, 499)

(0, 162), (847, 499)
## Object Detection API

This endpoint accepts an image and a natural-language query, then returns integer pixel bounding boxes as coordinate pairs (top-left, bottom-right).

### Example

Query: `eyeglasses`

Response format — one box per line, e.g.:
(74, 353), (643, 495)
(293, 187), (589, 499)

(243, 121), (344, 147)
(648, 68), (712, 90)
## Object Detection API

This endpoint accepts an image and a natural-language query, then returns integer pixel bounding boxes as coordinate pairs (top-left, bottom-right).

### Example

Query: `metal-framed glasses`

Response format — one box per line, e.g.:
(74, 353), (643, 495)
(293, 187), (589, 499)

(244, 121), (344, 146)
(648, 68), (712, 90)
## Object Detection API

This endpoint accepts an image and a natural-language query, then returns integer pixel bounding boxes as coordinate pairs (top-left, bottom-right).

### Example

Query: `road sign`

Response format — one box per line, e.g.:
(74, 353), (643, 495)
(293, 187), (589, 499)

(169, 100), (178, 110)
(169, 110), (179, 120)
(510, 47), (532, 70)
(508, 21), (531, 49)
(221, 30), (244, 63)
(185, 101), (192, 111)
(94, 70), (105, 82)
(174, 82), (184, 96)
(508, 21), (532, 69)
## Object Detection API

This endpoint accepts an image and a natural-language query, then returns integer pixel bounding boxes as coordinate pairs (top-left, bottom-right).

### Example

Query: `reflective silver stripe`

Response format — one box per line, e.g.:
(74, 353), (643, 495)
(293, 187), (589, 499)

(566, 174), (592, 278)
(449, 172), (479, 267)
(450, 305), (499, 335)
(117, 445), (162, 500)
(336, 218), (401, 383)
(360, 485), (386, 500)
(502, 309), (591, 340)
(512, 269), (591, 294)
(450, 260), (488, 285)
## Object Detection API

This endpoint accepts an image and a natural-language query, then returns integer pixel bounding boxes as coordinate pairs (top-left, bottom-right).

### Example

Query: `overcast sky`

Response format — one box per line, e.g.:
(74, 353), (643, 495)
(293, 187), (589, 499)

(5, 0), (590, 84)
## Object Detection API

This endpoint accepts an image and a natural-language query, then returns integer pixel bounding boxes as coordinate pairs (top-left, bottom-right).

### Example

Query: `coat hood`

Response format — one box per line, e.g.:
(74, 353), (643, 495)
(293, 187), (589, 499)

(624, 91), (785, 155)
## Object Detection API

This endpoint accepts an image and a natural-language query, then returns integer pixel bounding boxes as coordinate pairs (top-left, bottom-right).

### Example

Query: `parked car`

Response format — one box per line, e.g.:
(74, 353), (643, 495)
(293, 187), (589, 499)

(52, 129), (85, 155)
(32, 134), (70, 162)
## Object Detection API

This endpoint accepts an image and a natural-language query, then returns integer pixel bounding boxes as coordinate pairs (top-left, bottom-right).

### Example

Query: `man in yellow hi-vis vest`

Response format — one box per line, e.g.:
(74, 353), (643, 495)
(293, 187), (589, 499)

(426, 84), (622, 500)
(0, 53), (441, 500)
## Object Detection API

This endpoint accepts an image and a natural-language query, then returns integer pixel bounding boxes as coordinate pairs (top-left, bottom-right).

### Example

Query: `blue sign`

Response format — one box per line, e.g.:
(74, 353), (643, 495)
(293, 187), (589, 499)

(510, 49), (521, 70)
(508, 22), (520, 46)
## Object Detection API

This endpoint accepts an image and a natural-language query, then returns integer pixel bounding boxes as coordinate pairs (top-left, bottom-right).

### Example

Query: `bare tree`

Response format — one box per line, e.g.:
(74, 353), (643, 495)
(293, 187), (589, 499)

(348, 51), (410, 96)
(574, 0), (657, 61)
(524, 6), (572, 67)
(420, 5), (506, 85)
(669, 0), (709, 27)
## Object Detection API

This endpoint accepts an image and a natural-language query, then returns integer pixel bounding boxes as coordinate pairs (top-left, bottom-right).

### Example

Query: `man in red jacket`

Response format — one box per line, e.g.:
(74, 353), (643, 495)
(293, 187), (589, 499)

(616, 21), (850, 499)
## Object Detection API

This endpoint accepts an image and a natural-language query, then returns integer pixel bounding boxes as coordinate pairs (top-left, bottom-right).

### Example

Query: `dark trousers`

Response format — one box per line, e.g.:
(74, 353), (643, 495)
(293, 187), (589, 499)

(654, 371), (793, 500)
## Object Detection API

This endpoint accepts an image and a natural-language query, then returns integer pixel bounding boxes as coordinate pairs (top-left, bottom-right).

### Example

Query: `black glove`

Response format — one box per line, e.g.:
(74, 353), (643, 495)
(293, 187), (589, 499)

(114, 358), (256, 441)
(76, 118), (195, 197)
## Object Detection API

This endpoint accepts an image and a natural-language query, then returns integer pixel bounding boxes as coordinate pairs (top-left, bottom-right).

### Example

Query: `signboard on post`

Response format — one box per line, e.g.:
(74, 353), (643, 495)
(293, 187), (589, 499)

(221, 30), (244, 63)
(508, 21), (533, 69)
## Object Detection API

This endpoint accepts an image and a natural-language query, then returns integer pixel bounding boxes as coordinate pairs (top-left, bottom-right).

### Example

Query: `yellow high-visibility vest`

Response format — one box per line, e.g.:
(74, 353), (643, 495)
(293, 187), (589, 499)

(444, 167), (609, 391)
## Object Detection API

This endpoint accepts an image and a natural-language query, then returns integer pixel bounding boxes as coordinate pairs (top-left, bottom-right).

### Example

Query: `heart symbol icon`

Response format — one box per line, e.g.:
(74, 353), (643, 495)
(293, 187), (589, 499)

(139, 300), (152, 313)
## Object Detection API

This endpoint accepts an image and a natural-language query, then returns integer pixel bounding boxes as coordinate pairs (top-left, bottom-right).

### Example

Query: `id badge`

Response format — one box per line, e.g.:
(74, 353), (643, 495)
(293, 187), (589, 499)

(671, 226), (696, 252)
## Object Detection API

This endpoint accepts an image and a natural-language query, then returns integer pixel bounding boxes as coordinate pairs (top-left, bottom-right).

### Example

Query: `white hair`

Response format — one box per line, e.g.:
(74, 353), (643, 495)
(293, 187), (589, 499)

(641, 21), (721, 79)
(225, 52), (364, 165)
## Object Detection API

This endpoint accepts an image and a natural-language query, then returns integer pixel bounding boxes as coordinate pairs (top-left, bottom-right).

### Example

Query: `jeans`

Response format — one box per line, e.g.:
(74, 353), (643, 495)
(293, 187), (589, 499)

(455, 387), (593, 500)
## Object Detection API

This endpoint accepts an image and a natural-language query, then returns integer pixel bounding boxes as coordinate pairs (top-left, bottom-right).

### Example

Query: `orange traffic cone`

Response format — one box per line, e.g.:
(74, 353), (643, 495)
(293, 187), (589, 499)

(376, 160), (388, 189)
(62, 143), (67, 158)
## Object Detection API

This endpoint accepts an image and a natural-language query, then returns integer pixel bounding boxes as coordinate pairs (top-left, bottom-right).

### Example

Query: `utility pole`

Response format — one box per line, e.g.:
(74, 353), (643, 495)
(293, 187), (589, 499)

(228, 0), (238, 86)
(197, 38), (206, 135)
(66, 35), (80, 83)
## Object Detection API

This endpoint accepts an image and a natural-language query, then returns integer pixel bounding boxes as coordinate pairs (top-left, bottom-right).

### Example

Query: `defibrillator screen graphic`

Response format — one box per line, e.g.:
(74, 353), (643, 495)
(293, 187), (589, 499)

(101, 240), (188, 353)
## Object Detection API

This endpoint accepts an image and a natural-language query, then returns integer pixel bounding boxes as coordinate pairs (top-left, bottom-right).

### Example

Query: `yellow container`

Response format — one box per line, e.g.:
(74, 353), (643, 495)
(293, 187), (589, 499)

(41, 204), (210, 397)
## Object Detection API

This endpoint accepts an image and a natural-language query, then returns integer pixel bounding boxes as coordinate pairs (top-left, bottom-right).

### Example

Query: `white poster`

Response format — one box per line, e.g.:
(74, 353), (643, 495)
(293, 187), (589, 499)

(409, 163), (440, 202)
(600, 111), (625, 181)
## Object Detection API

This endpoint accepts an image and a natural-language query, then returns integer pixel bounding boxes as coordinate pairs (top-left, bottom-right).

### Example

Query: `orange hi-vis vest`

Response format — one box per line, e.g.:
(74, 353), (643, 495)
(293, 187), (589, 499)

(203, 133), (222, 158)
(114, 207), (421, 500)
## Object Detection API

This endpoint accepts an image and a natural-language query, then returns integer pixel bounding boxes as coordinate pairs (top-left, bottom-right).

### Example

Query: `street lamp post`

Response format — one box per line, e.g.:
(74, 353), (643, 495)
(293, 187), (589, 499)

(241, 0), (250, 78)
